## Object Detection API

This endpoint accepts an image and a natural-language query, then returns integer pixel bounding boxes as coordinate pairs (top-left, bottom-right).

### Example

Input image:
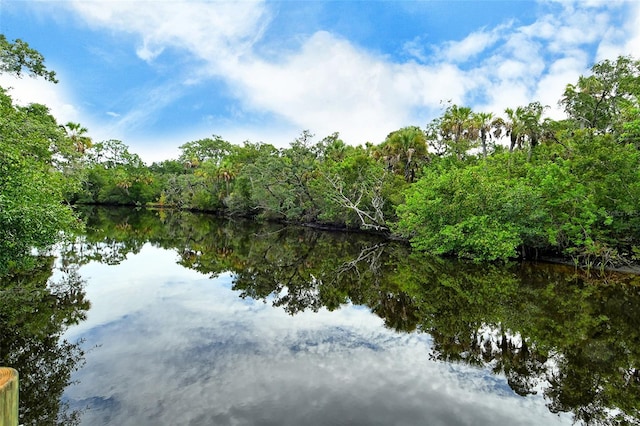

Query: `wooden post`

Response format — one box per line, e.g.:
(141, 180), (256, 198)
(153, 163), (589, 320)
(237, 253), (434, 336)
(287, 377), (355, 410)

(0, 368), (18, 426)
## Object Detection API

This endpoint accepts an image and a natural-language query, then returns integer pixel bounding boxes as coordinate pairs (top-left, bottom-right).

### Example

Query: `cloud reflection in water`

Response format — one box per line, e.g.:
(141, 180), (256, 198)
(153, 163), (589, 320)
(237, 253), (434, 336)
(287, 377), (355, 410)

(63, 244), (571, 426)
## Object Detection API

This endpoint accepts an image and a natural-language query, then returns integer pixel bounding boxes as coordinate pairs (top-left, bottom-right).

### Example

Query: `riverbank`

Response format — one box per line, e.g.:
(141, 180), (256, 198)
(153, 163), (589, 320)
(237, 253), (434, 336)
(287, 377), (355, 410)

(75, 204), (640, 275)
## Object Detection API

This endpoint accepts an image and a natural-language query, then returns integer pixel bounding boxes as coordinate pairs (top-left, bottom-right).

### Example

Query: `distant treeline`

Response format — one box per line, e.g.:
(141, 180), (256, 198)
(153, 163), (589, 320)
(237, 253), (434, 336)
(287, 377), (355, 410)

(2, 33), (640, 267)
(63, 56), (640, 266)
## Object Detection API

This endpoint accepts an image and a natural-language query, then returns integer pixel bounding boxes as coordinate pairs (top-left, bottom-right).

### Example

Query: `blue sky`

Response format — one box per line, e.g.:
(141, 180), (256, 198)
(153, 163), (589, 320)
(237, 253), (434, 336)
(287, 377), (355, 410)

(1, 1), (639, 163)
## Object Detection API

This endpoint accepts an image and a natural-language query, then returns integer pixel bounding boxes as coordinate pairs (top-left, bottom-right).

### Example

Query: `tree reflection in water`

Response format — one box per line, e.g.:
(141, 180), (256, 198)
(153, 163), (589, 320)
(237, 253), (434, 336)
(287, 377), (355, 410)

(53, 207), (640, 424)
(0, 256), (89, 426)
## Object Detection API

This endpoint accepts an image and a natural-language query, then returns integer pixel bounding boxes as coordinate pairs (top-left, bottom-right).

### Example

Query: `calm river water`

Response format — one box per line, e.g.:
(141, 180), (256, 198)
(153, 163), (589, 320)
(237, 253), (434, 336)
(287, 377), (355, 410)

(2, 207), (639, 425)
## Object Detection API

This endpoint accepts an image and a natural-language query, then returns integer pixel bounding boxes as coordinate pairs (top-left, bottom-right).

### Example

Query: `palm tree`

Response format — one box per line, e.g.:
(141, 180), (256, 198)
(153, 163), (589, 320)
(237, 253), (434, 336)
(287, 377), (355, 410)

(520, 102), (546, 160)
(504, 107), (524, 152)
(440, 105), (477, 160)
(379, 126), (428, 182)
(322, 136), (348, 162)
(63, 122), (92, 154)
(216, 162), (236, 197)
(474, 112), (497, 158)
(504, 103), (548, 160)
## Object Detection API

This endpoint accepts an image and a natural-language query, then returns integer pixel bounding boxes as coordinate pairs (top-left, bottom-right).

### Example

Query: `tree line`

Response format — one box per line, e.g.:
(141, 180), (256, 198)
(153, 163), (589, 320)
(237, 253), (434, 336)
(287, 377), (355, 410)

(2, 34), (640, 268)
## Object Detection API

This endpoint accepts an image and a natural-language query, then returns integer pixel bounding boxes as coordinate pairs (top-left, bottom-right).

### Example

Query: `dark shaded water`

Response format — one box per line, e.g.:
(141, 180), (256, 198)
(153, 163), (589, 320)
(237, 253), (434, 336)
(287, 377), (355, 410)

(1, 207), (639, 425)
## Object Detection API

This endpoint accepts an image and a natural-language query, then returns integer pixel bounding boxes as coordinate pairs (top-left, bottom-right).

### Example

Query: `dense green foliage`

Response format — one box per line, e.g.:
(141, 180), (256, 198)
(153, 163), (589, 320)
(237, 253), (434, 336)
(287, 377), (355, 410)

(396, 57), (640, 263)
(70, 131), (404, 232)
(0, 36), (81, 274)
(396, 133), (640, 263)
(0, 34), (57, 82)
(67, 139), (155, 205)
(0, 36), (87, 422)
(0, 89), (80, 268)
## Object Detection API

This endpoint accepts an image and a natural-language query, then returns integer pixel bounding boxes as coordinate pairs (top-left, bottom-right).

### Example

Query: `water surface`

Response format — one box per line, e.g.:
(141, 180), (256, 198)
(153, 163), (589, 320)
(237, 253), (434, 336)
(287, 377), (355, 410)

(3, 207), (639, 425)
(64, 244), (568, 426)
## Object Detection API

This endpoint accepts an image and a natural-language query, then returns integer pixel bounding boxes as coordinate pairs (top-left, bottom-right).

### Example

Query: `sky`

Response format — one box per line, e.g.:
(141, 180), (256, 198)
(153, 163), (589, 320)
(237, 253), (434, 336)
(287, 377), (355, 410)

(1, 0), (640, 163)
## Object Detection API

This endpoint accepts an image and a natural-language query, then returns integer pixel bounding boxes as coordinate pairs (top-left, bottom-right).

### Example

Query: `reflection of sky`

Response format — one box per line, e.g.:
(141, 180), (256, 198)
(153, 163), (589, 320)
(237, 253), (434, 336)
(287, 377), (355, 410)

(63, 244), (572, 426)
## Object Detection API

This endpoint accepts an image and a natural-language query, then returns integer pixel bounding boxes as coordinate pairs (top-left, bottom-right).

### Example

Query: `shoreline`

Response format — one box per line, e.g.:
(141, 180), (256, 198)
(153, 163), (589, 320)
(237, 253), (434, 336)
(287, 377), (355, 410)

(78, 203), (640, 276)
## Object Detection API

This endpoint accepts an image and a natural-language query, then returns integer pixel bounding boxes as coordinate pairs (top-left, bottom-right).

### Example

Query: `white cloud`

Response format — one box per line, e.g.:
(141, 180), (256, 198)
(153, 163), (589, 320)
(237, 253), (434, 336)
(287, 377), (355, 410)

(70, 0), (270, 68)
(621, 3), (640, 58)
(534, 55), (589, 118)
(401, 36), (429, 62)
(437, 27), (504, 63)
(448, 1), (636, 122)
(0, 74), (81, 123)
(55, 3), (504, 146)
(595, 2), (640, 60)
(226, 31), (433, 143)
(8, 0), (640, 162)
(63, 243), (574, 426)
